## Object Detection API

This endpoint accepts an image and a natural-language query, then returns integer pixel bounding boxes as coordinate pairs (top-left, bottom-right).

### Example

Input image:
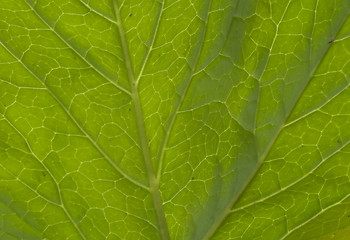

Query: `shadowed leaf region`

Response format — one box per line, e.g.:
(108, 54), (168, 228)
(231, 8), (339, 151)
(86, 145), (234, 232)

(1, 0), (350, 239)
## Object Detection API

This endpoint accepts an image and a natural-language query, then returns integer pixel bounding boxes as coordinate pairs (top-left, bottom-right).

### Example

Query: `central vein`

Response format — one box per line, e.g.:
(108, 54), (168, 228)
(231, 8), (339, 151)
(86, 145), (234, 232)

(112, 1), (170, 239)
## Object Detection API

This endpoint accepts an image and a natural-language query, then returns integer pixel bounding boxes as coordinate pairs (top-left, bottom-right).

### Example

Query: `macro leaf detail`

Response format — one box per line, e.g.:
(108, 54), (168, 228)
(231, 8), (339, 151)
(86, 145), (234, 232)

(1, 0), (350, 239)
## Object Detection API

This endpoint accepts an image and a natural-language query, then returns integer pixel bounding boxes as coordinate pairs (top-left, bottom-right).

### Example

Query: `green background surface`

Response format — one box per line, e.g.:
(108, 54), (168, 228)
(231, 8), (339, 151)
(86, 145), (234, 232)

(1, 0), (350, 239)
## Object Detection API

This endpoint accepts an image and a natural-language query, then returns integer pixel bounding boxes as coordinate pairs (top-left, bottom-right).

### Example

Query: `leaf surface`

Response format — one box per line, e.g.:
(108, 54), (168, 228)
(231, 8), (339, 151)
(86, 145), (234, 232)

(1, 0), (350, 239)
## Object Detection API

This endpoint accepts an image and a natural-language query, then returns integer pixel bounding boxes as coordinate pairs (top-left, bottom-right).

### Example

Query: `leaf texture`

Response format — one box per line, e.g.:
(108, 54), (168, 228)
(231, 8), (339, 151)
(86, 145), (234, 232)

(1, 0), (350, 239)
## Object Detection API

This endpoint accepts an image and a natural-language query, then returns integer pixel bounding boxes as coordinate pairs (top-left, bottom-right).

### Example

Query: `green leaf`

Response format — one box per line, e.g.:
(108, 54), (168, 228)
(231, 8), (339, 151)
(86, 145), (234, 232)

(1, 0), (350, 239)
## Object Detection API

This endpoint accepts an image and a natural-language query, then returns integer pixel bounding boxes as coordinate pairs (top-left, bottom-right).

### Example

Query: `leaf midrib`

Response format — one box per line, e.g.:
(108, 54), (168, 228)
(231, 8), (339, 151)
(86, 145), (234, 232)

(112, 1), (171, 239)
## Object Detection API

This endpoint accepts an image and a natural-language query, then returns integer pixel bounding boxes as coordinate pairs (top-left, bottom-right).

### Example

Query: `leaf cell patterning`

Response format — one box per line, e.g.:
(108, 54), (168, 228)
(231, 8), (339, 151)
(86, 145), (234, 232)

(1, 0), (350, 239)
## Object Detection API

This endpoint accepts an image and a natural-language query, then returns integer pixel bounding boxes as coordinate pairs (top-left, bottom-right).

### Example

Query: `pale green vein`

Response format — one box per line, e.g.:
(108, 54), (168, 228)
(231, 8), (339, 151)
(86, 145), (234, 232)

(284, 81), (350, 128)
(77, 0), (118, 25)
(156, 0), (213, 181)
(0, 169), (86, 240)
(112, 1), (170, 239)
(230, 137), (350, 213)
(1, 114), (62, 207)
(0, 39), (148, 191)
(281, 193), (350, 239)
(135, 0), (164, 86)
(202, 1), (298, 239)
(311, 0), (319, 55)
(255, 2), (350, 171)
(0, 113), (87, 240)
(204, 3), (350, 239)
(24, 0), (131, 96)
